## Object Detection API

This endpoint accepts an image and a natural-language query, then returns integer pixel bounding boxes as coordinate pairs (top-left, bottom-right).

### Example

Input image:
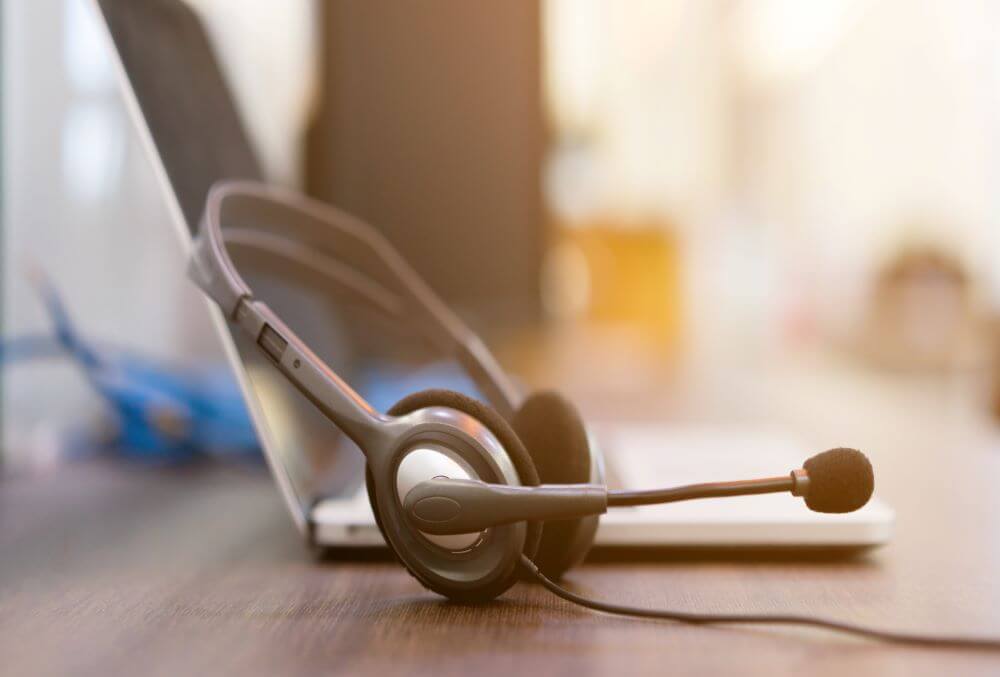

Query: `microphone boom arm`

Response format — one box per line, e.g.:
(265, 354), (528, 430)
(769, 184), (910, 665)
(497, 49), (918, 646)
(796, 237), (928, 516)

(607, 474), (800, 507)
(404, 471), (811, 536)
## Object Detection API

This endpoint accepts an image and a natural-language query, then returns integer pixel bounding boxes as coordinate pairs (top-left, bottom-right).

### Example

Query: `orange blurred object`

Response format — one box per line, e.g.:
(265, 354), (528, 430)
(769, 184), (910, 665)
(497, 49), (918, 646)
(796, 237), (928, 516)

(553, 219), (683, 355)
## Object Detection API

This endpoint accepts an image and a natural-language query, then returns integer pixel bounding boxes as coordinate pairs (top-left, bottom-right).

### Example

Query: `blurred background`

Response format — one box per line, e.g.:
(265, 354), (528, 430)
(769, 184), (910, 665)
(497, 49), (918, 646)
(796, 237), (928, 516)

(3, 0), (1000, 471)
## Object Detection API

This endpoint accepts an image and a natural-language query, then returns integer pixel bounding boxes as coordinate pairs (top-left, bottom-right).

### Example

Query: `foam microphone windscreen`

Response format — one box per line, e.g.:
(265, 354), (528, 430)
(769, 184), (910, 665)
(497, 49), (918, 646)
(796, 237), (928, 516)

(802, 448), (874, 513)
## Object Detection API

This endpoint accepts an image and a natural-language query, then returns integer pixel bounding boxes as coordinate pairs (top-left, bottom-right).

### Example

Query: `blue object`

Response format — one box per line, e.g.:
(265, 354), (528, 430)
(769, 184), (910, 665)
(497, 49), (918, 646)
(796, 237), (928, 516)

(358, 361), (483, 413)
(1, 278), (261, 463)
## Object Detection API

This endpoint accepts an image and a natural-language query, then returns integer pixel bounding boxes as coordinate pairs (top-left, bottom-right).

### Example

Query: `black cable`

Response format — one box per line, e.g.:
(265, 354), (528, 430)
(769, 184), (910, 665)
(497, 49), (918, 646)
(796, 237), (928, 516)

(520, 555), (1000, 650)
(608, 476), (793, 508)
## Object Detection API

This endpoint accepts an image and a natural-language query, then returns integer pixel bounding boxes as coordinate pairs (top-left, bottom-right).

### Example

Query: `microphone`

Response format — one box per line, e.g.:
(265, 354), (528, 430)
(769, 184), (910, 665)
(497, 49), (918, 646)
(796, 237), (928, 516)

(800, 447), (874, 513)
(403, 447), (874, 536)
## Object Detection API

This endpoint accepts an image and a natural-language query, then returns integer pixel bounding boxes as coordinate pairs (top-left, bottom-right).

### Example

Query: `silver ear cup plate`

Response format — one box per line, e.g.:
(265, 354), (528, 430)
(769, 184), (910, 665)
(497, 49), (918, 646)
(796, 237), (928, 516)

(368, 405), (528, 601)
(396, 447), (483, 551)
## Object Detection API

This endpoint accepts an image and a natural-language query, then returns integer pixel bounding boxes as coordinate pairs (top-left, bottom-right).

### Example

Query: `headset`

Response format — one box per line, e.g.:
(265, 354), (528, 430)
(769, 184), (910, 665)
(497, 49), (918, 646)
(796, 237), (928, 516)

(189, 180), (1000, 649)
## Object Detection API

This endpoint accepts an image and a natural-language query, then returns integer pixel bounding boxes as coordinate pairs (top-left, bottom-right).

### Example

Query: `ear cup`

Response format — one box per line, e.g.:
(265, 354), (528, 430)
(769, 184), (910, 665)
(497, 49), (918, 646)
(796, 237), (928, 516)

(511, 390), (597, 579)
(364, 388), (542, 600)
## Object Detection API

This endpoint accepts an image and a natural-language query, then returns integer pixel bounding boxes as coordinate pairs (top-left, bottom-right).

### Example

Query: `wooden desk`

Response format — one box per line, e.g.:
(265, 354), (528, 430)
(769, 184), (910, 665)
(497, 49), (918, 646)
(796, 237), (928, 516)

(3, 358), (1000, 675)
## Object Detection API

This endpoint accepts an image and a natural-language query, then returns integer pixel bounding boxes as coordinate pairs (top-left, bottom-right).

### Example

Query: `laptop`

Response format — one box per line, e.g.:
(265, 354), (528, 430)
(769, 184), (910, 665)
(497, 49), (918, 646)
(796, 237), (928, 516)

(92, 0), (892, 551)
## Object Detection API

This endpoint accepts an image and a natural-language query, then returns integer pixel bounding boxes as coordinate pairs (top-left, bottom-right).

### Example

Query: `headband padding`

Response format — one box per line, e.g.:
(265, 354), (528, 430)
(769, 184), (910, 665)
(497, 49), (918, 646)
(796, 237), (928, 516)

(511, 390), (593, 578)
(380, 388), (542, 563)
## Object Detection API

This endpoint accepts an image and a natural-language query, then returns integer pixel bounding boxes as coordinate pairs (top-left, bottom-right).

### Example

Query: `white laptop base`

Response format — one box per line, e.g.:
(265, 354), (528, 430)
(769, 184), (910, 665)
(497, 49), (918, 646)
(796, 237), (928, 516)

(312, 424), (894, 549)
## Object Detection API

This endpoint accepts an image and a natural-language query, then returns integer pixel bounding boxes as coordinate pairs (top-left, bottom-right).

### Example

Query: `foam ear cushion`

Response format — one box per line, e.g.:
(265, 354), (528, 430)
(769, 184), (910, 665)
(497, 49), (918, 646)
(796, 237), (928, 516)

(365, 389), (542, 597)
(511, 390), (594, 579)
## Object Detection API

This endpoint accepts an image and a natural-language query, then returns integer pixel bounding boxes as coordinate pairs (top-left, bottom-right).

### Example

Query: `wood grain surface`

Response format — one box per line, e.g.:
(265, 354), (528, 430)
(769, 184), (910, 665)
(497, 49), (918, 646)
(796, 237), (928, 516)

(4, 358), (1000, 675)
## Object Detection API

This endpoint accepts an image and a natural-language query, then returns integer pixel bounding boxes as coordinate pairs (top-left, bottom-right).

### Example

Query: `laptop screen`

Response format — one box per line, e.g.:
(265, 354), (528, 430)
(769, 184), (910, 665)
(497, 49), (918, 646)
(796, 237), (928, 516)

(94, 0), (361, 531)
(95, 0), (262, 230)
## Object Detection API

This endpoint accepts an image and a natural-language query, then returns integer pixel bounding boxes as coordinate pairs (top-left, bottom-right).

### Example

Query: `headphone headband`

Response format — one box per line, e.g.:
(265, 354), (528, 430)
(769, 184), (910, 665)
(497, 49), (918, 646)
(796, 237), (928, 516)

(188, 180), (522, 439)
